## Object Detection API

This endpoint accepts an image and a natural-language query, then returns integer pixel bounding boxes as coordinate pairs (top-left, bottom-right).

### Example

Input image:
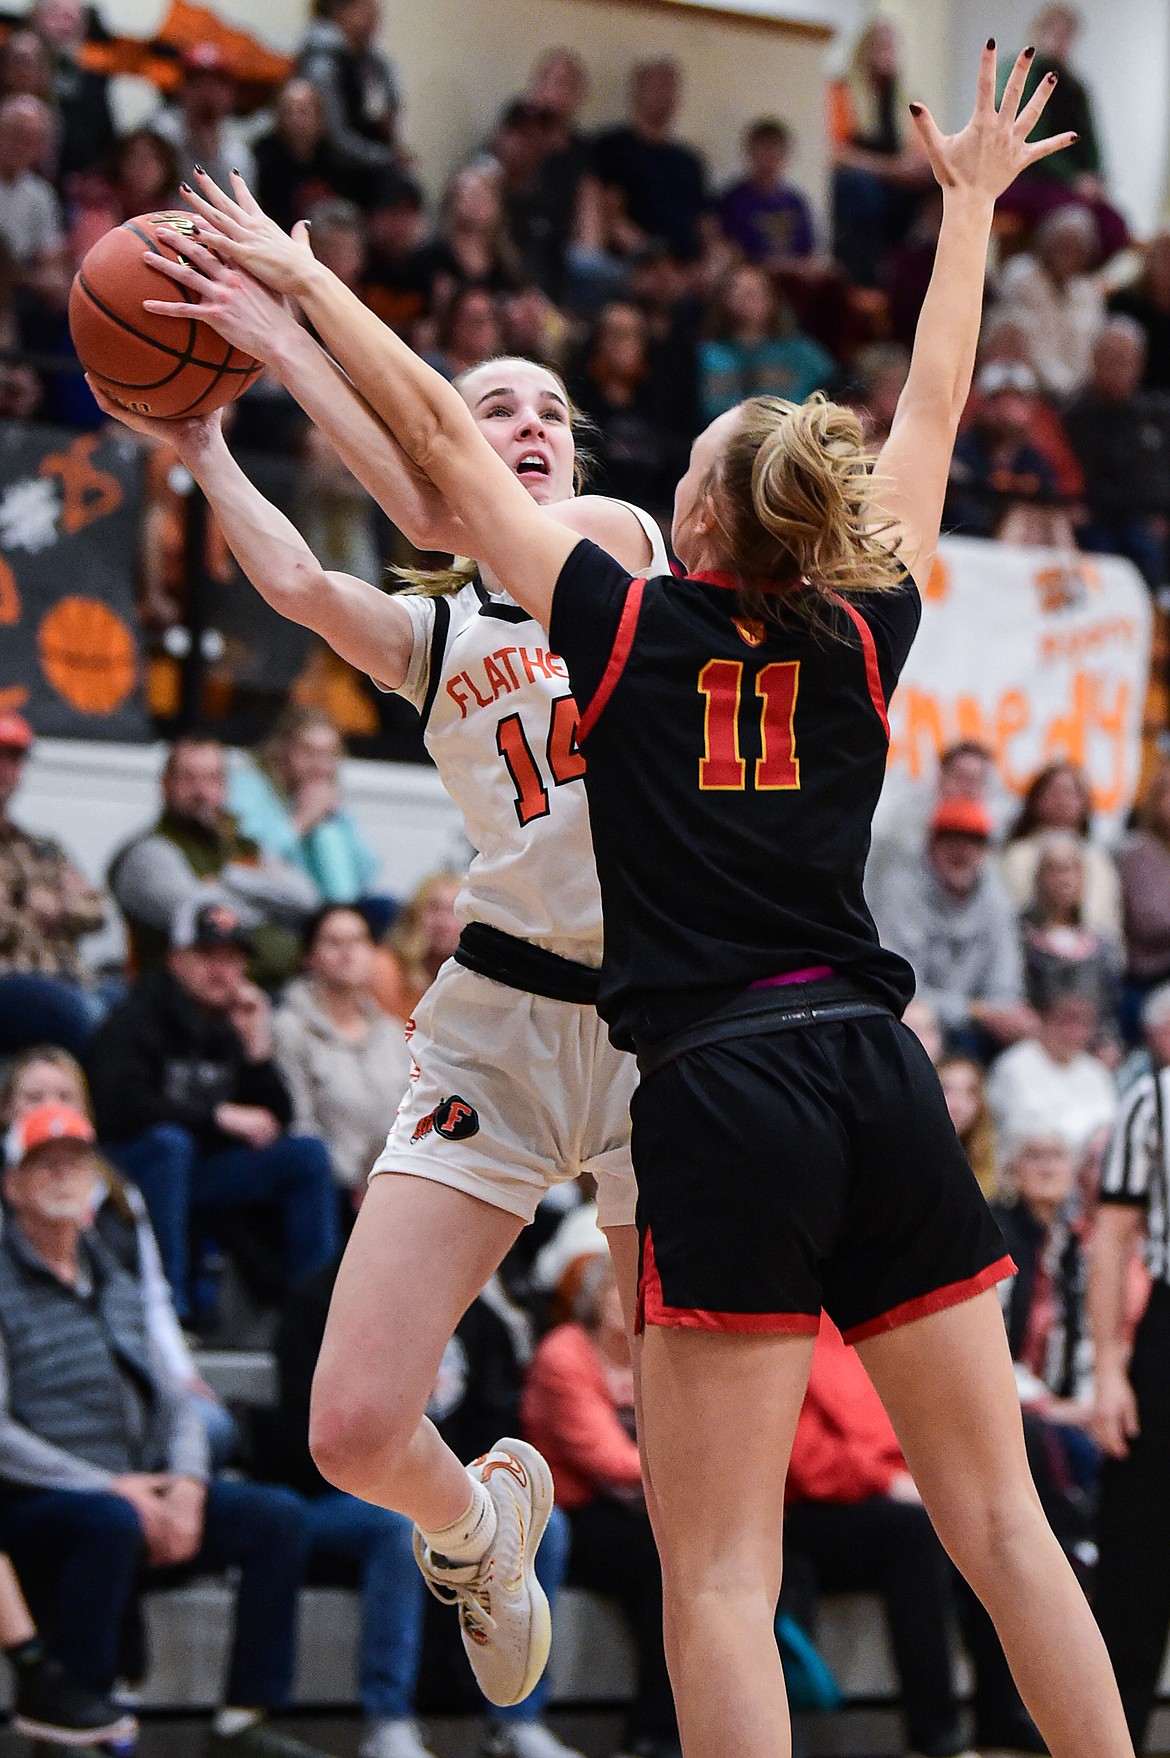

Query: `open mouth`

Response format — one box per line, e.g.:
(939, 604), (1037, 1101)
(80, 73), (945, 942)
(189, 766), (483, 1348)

(515, 452), (551, 480)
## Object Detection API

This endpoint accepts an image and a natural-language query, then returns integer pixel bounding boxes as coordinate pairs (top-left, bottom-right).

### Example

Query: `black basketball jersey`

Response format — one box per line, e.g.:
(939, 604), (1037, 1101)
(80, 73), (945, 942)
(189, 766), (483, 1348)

(548, 539), (920, 1052)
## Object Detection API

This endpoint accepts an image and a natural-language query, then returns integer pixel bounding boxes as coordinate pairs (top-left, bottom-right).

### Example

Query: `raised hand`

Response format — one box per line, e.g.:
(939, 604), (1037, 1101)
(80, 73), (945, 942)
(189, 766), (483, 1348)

(176, 168), (319, 298)
(142, 228), (303, 362)
(909, 40), (1076, 203)
(86, 375), (224, 457)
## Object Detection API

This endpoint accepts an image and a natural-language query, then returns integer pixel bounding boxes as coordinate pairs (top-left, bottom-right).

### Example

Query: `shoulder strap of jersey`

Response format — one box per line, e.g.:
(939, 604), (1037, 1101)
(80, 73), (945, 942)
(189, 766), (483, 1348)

(613, 500), (671, 578)
(419, 595), (452, 729)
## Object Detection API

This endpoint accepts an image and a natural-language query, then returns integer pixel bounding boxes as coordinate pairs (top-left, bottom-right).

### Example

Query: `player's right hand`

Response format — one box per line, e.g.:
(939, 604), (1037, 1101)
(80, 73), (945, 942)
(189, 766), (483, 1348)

(142, 231), (300, 363)
(1091, 1365), (1140, 1459)
(86, 376), (224, 453)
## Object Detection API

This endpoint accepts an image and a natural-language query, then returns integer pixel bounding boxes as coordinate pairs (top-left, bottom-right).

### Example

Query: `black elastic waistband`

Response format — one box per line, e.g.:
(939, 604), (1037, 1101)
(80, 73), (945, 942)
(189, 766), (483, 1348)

(635, 977), (890, 1077)
(454, 921), (601, 1005)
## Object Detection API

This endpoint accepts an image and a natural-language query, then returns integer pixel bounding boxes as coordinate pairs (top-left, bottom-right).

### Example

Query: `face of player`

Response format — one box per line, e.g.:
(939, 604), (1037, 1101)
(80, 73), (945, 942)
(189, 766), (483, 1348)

(671, 408), (740, 570)
(308, 908), (374, 992)
(457, 359), (576, 506)
(6, 1058), (87, 1122)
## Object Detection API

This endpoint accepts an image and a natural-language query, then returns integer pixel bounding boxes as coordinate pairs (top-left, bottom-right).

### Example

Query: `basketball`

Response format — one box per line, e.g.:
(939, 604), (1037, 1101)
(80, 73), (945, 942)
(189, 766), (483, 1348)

(68, 211), (263, 419)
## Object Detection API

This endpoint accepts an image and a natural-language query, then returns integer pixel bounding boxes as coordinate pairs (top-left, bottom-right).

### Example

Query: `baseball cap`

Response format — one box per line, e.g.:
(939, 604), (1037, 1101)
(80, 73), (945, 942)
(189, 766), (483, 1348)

(977, 361), (1039, 397)
(171, 896), (251, 952)
(5, 1103), (95, 1167)
(931, 798), (994, 840)
(0, 710), (32, 751)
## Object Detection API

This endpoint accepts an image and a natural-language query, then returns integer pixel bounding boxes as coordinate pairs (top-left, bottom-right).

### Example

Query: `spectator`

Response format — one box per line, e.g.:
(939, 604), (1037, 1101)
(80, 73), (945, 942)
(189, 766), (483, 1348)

(698, 265), (834, 422)
(969, 312), (1086, 501)
(0, 31), (54, 116)
(593, 59), (706, 262)
(253, 77), (356, 236)
(1065, 315), (1170, 590)
(28, 0), (115, 184)
(782, 1314), (972, 1758)
(717, 118), (816, 271)
(272, 1255), (582, 1758)
(108, 735), (318, 988)
(230, 708), (378, 906)
(868, 797), (1035, 1055)
(297, 0), (400, 180)
(0, 1102), (330, 1758)
(413, 166), (520, 316)
(1001, 760), (1122, 941)
(986, 979), (1118, 1161)
(992, 1134), (1096, 1464)
(868, 737), (996, 881)
(0, 710), (104, 1058)
(273, 905), (409, 1199)
(1120, 759), (1170, 1001)
(944, 362), (1058, 539)
(937, 1052), (999, 1199)
(500, 282), (570, 371)
(484, 100), (564, 295)
(1019, 830), (1123, 1024)
(997, 205), (1105, 399)
(522, 1253), (678, 1758)
(151, 42), (255, 193)
(87, 897), (340, 1320)
(422, 283), (505, 382)
(0, 1045), (237, 1469)
(69, 128), (182, 262)
(0, 96), (64, 284)
(626, 241), (702, 441)
(1109, 231), (1170, 392)
(0, 236), (40, 418)
(360, 169), (430, 336)
(828, 18), (931, 287)
(571, 299), (685, 512)
(843, 341), (909, 446)
(902, 996), (943, 1062)
(371, 871), (461, 1021)
(521, 48), (597, 304)
(0, 1543), (134, 1746)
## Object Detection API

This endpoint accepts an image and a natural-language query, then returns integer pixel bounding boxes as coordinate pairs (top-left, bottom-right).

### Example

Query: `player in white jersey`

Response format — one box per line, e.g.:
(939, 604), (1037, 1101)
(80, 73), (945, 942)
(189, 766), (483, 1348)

(94, 224), (668, 1716)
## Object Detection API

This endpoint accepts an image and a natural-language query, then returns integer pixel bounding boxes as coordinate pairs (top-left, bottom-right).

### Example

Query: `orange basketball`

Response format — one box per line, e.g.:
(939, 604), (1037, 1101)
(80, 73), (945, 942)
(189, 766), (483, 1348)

(39, 596), (138, 715)
(68, 212), (262, 419)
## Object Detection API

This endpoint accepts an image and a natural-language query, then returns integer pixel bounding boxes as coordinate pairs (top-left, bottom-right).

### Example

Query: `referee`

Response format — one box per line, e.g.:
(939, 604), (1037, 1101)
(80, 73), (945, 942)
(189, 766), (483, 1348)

(1090, 1054), (1170, 1746)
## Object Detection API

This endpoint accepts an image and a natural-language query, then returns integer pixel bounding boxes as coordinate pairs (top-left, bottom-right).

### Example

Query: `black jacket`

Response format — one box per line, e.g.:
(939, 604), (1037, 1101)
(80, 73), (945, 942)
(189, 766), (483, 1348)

(86, 967), (292, 1150)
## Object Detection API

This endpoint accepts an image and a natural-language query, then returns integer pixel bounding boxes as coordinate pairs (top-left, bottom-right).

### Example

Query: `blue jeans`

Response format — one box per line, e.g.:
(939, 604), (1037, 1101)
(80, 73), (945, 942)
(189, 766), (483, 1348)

(303, 1492), (571, 1720)
(0, 1479), (311, 1705)
(106, 1124), (340, 1319)
(0, 971), (103, 1057)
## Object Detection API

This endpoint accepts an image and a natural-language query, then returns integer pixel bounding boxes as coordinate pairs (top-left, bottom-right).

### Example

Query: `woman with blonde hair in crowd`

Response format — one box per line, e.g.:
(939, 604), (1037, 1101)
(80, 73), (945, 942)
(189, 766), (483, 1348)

(370, 870), (462, 1022)
(936, 1052), (999, 1200)
(1119, 759), (1170, 1011)
(230, 705), (379, 906)
(829, 16), (932, 286)
(1021, 829), (1122, 1032)
(1002, 761), (1121, 942)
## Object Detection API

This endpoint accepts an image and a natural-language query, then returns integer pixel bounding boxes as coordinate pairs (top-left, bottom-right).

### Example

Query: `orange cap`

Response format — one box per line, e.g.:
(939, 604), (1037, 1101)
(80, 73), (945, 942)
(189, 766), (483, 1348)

(930, 797), (993, 839)
(5, 1103), (95, 1167)
(0, 711), (32, 751)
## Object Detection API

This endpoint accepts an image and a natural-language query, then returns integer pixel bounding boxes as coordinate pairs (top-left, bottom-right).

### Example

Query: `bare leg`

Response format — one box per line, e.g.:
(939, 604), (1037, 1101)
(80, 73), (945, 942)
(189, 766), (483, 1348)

(310, 1173), (522, 1529)
(858, 1291), (1133, 1758)
(0, 1556), (35, 1647)
(637, 1326), (814, 1758)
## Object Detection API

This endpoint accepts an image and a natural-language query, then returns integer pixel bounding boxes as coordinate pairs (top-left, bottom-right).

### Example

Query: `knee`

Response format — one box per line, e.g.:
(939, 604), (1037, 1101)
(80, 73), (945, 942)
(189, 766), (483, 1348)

(227, 1484), (311, 1555)
(86, 1492), (149, 1555)
(945, 1485), (1048, 1592)
(308, 1382), (418, 1500)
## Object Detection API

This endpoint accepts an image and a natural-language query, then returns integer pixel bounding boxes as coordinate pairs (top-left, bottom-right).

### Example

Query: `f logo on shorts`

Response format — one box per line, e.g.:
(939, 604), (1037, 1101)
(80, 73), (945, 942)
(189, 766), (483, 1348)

(412, 1095), (481, 1143)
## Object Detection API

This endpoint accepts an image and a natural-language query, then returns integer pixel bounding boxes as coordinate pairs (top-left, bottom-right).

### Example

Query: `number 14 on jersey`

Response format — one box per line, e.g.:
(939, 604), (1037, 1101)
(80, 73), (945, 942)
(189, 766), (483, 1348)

(699, 659), (801, 791)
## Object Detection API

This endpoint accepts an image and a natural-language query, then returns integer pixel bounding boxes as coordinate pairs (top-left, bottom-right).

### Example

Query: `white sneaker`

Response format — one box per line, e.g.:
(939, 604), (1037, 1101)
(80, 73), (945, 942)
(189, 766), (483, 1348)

(359, 1718), (439, 1758)
(483, 1720), (586, 1758)
(413, 1437), (554, 1708)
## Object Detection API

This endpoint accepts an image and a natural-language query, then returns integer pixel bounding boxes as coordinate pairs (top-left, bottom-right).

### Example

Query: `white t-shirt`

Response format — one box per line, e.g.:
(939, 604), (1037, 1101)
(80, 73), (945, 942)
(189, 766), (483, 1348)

(986, 1037), (1118, 1157)
(389, 505), (669, 964)
(0, 171), (62, 264)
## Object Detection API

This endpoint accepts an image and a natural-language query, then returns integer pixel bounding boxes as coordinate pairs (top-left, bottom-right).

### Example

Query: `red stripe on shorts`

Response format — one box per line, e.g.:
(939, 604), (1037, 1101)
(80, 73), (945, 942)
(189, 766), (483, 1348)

(840, 1255), (1017, 1346)
(637, 1229), (821, 1337)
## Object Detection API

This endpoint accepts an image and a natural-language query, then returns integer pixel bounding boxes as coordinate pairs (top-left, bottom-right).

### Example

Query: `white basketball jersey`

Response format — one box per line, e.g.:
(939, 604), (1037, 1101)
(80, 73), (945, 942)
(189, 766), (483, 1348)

(392, 505), (669, 965)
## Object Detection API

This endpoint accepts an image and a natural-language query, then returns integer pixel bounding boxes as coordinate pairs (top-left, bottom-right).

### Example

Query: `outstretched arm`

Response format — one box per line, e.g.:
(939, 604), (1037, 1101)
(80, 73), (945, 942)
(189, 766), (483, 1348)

(874, 41), (1074, 580)
(169, 179), (576, 626)
(90, 390), (415, 688)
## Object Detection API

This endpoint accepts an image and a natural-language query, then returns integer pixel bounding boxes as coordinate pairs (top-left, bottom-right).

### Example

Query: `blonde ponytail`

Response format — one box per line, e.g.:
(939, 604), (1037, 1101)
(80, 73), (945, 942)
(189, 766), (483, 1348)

(392, 557), (480, 599)
(713, 393), (904, 630)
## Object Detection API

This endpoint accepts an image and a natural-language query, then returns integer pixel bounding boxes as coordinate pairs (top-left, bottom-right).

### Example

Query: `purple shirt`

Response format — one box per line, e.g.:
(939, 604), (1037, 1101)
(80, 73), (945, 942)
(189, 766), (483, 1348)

(718, 179), (814, 262)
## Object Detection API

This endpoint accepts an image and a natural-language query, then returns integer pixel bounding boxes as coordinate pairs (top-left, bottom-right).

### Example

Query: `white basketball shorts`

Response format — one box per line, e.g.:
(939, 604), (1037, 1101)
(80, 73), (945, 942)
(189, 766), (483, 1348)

(370, 959), (638, 1229)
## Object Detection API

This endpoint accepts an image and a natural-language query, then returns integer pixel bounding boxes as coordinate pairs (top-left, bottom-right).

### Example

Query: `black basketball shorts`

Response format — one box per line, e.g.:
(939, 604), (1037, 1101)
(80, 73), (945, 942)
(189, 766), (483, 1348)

(630, 1011), (1013, 1343)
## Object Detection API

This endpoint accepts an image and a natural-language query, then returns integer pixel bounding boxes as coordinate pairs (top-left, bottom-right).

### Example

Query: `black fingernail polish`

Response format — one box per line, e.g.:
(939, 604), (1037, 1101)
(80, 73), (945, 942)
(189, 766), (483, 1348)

(1048, 70), (1058, 82)
(232, 168), (240, 177)
(179, 182), (191, 193)
(1024, 44), (1035, 57)
(193, 162), (205, 174)
(986, 36), (995, 49)
(908, 102), (922, 116)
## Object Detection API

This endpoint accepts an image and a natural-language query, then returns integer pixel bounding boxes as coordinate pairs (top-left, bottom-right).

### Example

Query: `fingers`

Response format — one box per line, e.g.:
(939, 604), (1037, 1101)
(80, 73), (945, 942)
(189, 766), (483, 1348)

(1015, 68), (1059, 139)
(191, 165), (248, 220)
(908, 104), (951, 186)
(143, 252), (217, 296)
(975, 37), (998, 114)
(154, 231), (228, 278)
(291, 218), (311, 248)
(1023, 129), (1079, 168)
(143, 298), (206, 319)
(229, 170), (263, 216)
(999, 44), (1036, 120)
(180, 180), (247, 239)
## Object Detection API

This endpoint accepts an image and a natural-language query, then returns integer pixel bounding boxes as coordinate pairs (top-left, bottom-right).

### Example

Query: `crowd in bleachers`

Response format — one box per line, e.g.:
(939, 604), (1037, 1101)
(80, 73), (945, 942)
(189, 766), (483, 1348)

(4, 0), (1170, 1753)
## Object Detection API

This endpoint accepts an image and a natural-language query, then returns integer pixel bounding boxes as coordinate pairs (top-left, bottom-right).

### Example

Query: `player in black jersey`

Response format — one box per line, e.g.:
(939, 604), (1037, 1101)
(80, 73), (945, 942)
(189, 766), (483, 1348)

(187, 45), (1130, 1758)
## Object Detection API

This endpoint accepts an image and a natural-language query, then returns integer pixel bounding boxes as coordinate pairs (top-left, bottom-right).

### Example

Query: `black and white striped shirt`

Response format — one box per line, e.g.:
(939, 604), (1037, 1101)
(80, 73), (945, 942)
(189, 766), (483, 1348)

(1100, 1069), (1170, 1279)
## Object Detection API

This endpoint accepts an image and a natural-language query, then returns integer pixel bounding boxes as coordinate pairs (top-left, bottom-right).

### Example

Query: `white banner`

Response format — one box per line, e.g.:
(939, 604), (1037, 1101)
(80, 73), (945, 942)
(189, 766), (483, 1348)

(877, 536), (1154, 843)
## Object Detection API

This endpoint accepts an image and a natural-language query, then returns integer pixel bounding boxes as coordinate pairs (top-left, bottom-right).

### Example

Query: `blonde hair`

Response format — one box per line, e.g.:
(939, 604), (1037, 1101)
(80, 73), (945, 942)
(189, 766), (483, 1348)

(257, 704), (341, 792)
(394, 357), (592, 600)
(1, 1046), (90, 1121)
(708, 393), (903, 628)
(937, 1053), (999, 1200)
(383, 869), (462, 995)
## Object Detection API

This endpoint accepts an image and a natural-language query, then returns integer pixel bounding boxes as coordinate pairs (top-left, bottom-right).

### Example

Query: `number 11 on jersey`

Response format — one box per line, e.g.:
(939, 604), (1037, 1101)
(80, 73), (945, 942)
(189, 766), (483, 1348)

(698, 659), (801, 792)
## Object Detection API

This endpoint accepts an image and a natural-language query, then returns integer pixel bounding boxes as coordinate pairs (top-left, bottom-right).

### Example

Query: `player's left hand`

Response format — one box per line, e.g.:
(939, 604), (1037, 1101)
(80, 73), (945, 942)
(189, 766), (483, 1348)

(178, 169), (319, 300)
(909, 40), (1077, 203)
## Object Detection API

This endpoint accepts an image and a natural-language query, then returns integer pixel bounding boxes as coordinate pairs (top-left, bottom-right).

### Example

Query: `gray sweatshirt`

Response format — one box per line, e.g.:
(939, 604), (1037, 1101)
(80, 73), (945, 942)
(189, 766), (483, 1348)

(868, 852), (1025, 1030)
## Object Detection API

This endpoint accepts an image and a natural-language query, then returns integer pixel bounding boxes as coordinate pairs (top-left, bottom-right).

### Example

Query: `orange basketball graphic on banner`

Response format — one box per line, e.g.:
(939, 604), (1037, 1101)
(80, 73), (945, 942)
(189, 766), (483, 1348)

(38, 596), (137, 715)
